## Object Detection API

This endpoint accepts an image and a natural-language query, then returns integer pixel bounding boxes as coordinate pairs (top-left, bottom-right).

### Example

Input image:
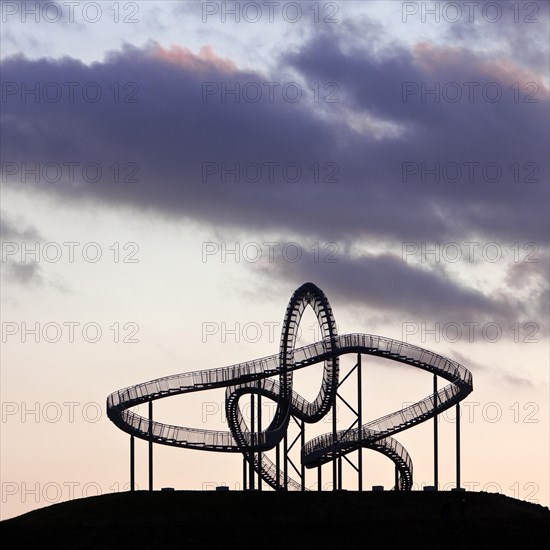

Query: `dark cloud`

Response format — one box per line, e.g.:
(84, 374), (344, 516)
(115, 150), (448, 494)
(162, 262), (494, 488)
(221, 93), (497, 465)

(0, 210), (42, 240)
(1, 22), (548, 320)
(443, 0), (550, 75)
(2, 32), (548, 242)
(3, 261), (43, 286)
(256, 249), (523, 323)
(1, 211), (43, 285)
(282, 24), (549, 244)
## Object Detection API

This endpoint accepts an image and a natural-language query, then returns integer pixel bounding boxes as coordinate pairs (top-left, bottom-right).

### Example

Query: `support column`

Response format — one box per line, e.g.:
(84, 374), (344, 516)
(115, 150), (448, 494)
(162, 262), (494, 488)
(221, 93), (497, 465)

(300, 420), (305, 491)
(258, 383), (262, 491)
(276, 442), (281, 491)
(357, 354), (363, 492)
(250, 393), (255, 490)
(243, 456), (247, 491)
(433, 374), (439, 491)
(317, 465), (322, 491)
(283, 431), (288, 491)
(338, 457), (342, 490)
(332, 387), (337, 491)
(130, 435), (135, 492)
(456, 402), (461, 489)
(148, 400), (153, 492)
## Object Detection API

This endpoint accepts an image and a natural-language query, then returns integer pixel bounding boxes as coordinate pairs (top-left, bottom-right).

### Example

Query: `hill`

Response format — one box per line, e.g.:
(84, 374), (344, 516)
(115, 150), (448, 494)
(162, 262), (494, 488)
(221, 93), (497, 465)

(1, 490), (548, 549)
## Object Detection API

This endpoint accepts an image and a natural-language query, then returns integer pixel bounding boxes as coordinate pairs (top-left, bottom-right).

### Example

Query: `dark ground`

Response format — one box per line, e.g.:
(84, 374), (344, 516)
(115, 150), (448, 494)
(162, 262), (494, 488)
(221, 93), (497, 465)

(1, 490), (548, 549)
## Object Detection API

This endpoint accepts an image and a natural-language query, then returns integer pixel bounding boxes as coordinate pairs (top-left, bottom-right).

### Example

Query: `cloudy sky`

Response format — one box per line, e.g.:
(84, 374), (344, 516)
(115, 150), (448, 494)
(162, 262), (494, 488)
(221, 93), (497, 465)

(1, 0), (548, 519)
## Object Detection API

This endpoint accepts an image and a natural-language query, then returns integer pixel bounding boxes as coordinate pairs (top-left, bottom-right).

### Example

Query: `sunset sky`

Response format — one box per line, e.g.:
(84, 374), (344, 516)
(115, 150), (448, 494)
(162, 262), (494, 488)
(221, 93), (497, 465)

(1, 0), (549, 519)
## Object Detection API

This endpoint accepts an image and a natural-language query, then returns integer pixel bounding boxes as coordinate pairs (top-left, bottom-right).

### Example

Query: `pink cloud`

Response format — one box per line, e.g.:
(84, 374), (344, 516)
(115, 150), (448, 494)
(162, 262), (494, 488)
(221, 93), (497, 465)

(151, 43), (238, 73)
(412, 42), (548, 97)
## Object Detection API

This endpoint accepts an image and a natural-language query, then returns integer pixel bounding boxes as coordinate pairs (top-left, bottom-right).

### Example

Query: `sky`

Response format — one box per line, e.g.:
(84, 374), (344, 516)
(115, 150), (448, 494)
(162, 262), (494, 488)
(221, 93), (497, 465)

(1, 0), (549, 519)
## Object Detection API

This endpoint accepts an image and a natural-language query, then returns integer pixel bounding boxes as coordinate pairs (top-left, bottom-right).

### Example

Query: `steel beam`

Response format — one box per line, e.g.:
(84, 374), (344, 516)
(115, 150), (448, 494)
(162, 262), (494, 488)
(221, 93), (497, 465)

(258, 383), (262, 491)
(148, 400), (153, 491)
(130, 435), (135, 492)
(276, 442), (280, 491)
(284, 431), (288, 491)
(456, 402), (461, 489)
(250, 393), (255, 490)
(357, 354), (363, 492)
(332, 378), (337, 490)
(300, 420), (305, 491)
(433, 373), (439, 491)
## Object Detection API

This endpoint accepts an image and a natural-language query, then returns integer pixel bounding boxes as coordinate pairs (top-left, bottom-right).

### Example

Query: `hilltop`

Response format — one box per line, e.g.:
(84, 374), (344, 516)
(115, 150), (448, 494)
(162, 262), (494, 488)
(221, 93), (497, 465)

(1, 490), (548, 549)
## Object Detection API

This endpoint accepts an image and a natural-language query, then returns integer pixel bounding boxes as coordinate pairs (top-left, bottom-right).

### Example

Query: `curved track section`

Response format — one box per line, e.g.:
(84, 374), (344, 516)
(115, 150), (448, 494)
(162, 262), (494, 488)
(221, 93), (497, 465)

(107, 283), (473, 491)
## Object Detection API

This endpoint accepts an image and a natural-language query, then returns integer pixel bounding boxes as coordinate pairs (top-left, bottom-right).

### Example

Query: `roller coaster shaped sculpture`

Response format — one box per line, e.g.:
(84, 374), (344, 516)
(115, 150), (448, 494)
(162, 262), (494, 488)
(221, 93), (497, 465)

(107, 283), (473, 491)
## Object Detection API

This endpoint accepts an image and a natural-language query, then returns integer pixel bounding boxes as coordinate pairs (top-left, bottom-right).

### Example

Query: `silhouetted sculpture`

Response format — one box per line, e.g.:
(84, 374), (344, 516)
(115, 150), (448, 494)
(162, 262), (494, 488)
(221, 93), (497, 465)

(107, 283), (473, 492)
